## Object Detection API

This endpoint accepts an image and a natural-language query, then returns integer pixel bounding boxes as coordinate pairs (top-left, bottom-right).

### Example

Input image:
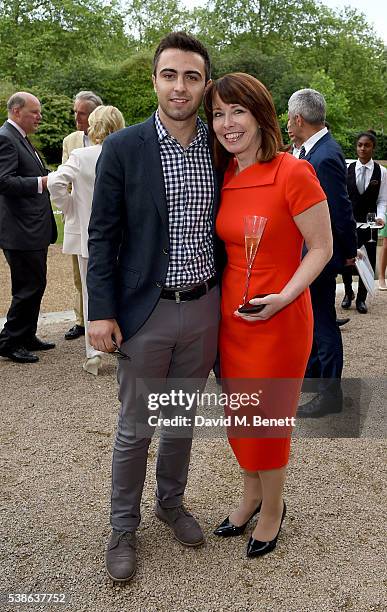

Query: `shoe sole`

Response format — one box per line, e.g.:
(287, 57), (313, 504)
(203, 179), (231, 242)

(155, 513), (205, 547)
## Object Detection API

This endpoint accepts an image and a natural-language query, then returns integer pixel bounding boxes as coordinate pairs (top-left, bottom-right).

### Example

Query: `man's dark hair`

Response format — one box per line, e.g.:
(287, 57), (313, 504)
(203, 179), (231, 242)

(153, 31), (211, 82)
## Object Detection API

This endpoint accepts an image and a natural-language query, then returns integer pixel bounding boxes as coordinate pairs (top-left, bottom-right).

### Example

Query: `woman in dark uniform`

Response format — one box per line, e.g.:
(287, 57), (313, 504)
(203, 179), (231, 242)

(342, 131), (386, 313)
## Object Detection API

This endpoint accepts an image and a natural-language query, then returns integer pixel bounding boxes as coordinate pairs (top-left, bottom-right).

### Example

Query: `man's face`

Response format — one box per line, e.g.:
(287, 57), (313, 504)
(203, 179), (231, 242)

(287, 113), (303, 143)
(152, 48), (208, 123)
(12, 96), (42, 134)
(74, 100), (94, 132)
(287, 118), (303, 149)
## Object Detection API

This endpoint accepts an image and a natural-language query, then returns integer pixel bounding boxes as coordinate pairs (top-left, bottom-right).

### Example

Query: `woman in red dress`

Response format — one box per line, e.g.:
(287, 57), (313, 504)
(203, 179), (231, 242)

(204, 73), (333, 557)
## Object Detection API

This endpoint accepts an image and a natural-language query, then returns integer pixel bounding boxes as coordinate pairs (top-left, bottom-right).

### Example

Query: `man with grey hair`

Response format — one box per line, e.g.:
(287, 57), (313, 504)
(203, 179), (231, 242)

(287, 88), (357, 418)
(62, 90), (103, 341)
(0, 92), (57, 362)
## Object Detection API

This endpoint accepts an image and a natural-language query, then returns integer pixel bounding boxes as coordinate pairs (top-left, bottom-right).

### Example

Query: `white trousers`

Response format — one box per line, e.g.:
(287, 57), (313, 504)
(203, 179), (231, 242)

(77, 255), (103, 359)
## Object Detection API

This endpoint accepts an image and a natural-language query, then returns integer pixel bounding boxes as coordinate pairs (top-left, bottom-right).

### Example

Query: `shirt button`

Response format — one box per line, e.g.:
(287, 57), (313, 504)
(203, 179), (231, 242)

(156, 281), (163, 288)
(163, 248), (169, 255)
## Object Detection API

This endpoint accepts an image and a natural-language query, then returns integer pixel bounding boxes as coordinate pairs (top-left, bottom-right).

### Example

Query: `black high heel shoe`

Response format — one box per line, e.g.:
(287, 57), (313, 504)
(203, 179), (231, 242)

(246, 502), (286, 557)
(213, 502), (262, 537)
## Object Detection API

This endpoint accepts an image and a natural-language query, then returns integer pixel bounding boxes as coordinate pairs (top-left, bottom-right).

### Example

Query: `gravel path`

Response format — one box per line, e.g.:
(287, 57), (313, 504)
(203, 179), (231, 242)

(0, 246), (386, 611)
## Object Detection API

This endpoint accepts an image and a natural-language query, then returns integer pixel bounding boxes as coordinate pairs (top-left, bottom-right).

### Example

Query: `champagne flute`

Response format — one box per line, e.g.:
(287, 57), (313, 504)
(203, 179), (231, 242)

(366, 212), (376, 242)
(241, 215), (267, 305)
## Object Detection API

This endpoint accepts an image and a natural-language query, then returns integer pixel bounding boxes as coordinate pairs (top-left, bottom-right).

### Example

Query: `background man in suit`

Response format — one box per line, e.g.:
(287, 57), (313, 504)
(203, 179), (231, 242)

(0, 92), (57, 363)
(288, 118), (351, 327)
(62, 90), (102, 341)
(287, 89), (357, 418)
(87, 31), (220, 583)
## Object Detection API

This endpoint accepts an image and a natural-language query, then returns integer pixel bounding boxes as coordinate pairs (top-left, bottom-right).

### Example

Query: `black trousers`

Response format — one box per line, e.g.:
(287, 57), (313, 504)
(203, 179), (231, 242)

(305, 269), (343, 395)
(342, 227), (376, 302)
(0, 248), (48, 349)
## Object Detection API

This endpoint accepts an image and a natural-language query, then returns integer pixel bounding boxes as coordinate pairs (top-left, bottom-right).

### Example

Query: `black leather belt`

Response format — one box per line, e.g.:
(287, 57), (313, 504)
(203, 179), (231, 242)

(160, 276), (217, 303)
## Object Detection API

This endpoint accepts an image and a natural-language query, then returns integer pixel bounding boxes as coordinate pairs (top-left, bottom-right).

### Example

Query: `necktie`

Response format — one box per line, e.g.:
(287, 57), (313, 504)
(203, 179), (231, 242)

(298, 145), (306, 159)
(24, 136), (44, 167)
(357, 165), (367, 194)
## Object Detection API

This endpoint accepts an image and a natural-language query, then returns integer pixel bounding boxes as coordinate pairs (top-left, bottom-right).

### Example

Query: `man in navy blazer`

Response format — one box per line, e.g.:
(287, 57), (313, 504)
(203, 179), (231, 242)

(287, 89), (357, 418)
(0, 92), (57, 363)
(87, 32), (221, 582)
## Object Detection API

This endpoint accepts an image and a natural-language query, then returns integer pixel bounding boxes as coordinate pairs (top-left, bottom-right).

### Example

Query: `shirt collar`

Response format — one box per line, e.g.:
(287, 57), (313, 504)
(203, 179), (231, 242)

(7, 118), (26, 138)
(302, 126), (328, 155)
(155, 110), (207, 147)
(356, 159), (374, 172)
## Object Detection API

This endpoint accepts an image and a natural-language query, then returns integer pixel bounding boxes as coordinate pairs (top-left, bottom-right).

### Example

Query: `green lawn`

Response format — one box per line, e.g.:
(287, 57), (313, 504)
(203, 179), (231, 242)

(53, 209), (64, 245)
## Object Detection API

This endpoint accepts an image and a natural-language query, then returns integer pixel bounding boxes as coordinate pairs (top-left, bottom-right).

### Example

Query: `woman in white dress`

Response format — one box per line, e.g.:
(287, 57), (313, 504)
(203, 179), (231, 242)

(48, 105), (125, 374)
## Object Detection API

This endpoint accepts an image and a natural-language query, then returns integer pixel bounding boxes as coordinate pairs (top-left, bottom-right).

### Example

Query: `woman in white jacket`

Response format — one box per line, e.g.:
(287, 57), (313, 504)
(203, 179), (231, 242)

(48, 106), (125, 374)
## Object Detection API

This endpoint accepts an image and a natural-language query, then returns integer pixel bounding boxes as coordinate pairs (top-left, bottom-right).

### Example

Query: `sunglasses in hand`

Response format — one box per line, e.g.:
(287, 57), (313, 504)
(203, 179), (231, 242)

(112, 338), (131, 360)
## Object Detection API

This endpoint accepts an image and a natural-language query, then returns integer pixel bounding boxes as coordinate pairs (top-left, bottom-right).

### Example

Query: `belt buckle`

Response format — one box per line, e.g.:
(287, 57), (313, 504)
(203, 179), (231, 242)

(175, 291), (181, 304)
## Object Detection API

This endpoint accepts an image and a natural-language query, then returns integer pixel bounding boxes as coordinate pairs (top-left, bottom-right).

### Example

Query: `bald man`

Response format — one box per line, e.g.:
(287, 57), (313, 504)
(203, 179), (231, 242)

(0, 92), (57, 363)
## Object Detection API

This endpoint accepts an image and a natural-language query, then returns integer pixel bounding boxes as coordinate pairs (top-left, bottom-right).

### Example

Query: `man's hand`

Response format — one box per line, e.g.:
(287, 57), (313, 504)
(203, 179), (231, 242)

(88, 319), (123, 353)
(41, 175), (48, 190)
(344, 257), (356, 266)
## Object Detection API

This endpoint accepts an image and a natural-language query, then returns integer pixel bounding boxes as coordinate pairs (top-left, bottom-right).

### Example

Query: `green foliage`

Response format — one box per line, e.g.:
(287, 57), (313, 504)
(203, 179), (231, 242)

(0, 0), (386, 164)
(31, 92), (74, 163)
(211, 46), (310, 115)
(47, 52), (157, 127)
(309, 70), (350, 147)
(122, 0), (188, 47)
(0, 79), (19, 125)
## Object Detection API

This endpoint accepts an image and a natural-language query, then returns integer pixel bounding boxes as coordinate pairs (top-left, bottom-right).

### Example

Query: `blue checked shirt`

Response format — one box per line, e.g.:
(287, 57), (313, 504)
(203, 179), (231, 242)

(155, 111), (215, 288)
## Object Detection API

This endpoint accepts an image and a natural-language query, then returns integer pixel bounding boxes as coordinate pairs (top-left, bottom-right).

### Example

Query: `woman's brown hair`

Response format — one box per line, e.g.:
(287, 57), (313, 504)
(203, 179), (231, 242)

(204, 72), (284, 171)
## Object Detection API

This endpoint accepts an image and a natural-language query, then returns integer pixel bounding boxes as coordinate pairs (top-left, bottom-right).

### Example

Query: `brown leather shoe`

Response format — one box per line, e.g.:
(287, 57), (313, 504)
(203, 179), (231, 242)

(105, 530), (136, 583)
(155, 501), (204, 546)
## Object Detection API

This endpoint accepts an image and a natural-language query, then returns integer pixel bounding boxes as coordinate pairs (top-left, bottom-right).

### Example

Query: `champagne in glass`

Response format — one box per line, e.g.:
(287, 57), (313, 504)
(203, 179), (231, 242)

(366, 212), (376, 242)
(241, 215), (267, 306)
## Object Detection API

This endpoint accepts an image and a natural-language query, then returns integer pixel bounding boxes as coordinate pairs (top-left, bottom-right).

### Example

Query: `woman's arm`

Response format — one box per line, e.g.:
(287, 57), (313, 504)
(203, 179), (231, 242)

(47, 153), (80, 216)
(237, 200), (333, 321)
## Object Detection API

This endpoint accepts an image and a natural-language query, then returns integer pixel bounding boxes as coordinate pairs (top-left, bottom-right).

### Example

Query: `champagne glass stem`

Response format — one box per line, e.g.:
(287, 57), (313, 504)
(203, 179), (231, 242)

(242, 265), (252, 305)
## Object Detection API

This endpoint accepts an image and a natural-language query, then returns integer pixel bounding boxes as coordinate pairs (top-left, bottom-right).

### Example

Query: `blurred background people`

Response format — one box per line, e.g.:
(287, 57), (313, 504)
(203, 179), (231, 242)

(287, 89), (357, 418)
(342, 131), (386, 312)
(48, 105), (125, 374)
(62, 90), (103, 341)
(0, 92), (57, 363)
(289, 118), (350, 328)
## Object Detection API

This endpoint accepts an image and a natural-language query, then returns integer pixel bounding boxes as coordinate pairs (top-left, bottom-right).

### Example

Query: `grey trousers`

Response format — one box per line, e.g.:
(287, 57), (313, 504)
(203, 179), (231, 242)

(111, 286), (220, 532)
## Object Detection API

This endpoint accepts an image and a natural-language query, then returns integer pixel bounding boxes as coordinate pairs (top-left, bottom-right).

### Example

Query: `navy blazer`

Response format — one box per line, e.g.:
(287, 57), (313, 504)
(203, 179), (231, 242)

(0, 121), (57, 250)
(87, 114), (222, 342)
(305, 132), (357, 273)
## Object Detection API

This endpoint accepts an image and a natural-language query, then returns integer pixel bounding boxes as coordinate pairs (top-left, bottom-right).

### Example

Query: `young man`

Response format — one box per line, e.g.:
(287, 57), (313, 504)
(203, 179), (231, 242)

(87, 32), (220, 582)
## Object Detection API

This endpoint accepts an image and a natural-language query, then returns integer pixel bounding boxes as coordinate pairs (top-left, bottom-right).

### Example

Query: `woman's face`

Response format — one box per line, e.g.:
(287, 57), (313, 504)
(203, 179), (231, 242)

(357, 136), (374, 164)
(212, 93), (261, 161)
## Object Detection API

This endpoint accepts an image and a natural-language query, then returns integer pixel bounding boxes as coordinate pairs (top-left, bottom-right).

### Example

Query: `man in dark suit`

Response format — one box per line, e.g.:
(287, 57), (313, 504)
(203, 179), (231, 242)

(0, 92), (57, 363)
(287, 89), (357, 417)
(87, 32), (221, 582)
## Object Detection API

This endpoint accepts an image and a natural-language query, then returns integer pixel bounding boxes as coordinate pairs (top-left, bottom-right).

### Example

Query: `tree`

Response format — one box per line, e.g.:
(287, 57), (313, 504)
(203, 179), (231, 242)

(121, 0), (188, 47)
(309, 70), (350, 145)
(0, 0), (129, 85)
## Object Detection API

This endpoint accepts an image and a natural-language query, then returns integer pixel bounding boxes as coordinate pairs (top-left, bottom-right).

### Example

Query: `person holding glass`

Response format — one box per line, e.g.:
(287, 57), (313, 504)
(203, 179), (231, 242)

(341, 131), (386, 313)
(204, 73), (332, 557)
(48, 105), (125, 374)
